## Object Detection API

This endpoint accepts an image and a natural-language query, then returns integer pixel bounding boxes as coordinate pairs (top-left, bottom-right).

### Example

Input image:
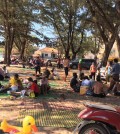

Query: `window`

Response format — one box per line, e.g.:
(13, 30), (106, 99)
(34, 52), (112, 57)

(45, 54), (48, 57)
(52, 54), (56, 58)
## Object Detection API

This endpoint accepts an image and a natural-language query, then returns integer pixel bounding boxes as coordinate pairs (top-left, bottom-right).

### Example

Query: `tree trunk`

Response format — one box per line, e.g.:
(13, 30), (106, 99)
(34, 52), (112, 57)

(72, 53), (76, 60)
(102, 43), (113, 66)
(65, 49), (69, 58)
(7, 44), (11, 66)
(19, 40), (26, 60)
(116, 36), (120, 57)
(4, 42), (7, 64)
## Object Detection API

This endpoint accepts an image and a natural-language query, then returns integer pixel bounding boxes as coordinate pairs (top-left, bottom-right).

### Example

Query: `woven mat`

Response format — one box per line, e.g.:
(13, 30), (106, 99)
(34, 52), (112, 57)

(17, 109), (80, 128)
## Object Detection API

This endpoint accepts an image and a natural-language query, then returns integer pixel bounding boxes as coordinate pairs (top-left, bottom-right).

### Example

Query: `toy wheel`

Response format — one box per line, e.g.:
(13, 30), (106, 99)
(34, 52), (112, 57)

(79, 123), (109, 134)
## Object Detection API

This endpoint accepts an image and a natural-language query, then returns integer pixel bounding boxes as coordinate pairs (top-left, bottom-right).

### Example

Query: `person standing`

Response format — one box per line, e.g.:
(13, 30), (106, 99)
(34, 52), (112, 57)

(108, 58), (120, 92)
(63, 56), (70, 82)
(90, 62), (97, 80)
(34, 57), (41, 76)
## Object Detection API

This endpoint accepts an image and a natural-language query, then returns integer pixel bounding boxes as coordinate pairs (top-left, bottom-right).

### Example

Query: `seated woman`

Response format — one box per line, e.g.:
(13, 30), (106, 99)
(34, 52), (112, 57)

(0, 73), (21, 93)
(92, 76), (106, 98)
(9, 74), (21, 86)
(70, 73), (80, 92)
(40, 74), (49, 95)
(10, 79), (24, 97)
(27, 77), (40, 97)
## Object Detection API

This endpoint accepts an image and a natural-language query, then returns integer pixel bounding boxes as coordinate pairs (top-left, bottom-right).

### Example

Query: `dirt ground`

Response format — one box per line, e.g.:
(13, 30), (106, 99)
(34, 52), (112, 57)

(0, 65), (120, 134)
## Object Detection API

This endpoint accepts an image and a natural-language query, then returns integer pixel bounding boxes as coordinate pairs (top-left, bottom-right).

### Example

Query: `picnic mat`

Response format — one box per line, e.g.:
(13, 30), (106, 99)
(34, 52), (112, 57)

(0, 93), (10, 98)
(0, 80), (9, 85)
(49, 82), (60, 87)
(17, 109), (80, 128)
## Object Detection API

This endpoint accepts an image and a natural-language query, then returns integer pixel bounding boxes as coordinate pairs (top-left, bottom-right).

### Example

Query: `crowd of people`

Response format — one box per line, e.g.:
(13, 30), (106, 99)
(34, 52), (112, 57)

(0, 56), (119, 99)
(0, 72), (50, 98)
(70, 58), (120, 98)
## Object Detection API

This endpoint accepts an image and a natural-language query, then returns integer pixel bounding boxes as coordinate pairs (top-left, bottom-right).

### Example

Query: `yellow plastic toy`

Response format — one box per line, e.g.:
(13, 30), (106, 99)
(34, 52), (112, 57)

(0, 116), (38, 134)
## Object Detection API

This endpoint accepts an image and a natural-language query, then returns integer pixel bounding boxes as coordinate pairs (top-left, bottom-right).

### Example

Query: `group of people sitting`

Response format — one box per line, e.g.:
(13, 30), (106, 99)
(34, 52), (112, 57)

(70, 72), (106, 98)
(0, 73), (50, 98)
(70, 72), (120, 98)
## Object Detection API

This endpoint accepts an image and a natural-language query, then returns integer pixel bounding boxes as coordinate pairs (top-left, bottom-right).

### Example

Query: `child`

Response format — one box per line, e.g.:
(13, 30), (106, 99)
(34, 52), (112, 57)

(27, 77), (40, 97)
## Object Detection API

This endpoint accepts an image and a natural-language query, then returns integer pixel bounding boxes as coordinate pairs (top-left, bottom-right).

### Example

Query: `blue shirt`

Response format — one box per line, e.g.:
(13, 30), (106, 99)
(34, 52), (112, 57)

(81, 79), (90, 87)
(112, 63), (120, 75)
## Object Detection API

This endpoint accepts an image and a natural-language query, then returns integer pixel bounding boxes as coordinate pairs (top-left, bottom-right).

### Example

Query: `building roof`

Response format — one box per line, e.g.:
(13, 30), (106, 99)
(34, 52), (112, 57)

(35, 47), (58, 54)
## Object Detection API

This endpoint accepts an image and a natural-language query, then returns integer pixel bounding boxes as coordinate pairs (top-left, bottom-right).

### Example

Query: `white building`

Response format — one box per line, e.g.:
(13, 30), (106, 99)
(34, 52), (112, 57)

(33, 47), (58, 59)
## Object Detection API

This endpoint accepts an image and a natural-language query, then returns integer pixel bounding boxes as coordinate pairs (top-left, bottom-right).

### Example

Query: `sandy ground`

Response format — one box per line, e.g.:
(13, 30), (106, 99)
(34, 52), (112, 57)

(0, 65), (120, 134)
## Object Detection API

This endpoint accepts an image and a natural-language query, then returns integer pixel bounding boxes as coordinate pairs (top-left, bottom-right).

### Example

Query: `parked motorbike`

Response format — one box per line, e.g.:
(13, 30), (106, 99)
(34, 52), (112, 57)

(73, 103), (120, 134)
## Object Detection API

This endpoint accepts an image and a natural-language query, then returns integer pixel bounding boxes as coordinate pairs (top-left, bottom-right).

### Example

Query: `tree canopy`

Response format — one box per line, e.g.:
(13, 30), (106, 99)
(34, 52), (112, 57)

(0, 0), (119, 65)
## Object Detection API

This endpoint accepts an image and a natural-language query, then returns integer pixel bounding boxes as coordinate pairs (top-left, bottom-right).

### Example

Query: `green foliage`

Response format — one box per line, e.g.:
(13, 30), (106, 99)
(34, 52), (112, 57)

(38, 0), (94, 56)
(0, 0), (119, 63)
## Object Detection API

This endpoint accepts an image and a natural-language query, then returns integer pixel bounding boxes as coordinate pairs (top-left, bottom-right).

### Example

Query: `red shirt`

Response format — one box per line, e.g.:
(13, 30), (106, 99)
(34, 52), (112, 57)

(30, 82), (39, 93)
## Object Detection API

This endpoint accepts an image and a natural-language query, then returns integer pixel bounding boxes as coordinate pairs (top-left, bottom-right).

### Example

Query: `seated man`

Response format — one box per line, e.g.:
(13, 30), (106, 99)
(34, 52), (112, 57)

(81, 76), (90, 87)
(80, 76), (90, 95)
(70, 73), (80, 92)
(92, 76), (106, 98)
